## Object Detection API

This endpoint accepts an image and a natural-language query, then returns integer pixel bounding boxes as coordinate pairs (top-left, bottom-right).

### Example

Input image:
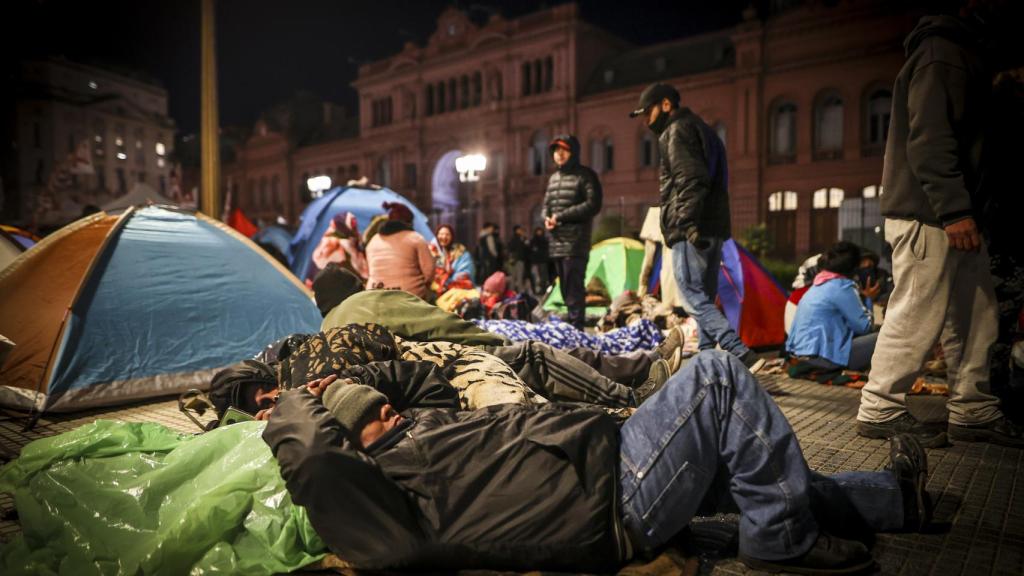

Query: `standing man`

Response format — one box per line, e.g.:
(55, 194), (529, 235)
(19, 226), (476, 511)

(856, 7), (1023, 447)
(542, 135), (602, 330)
(630, 83), (762, 370)
(507, 225), (530, 294)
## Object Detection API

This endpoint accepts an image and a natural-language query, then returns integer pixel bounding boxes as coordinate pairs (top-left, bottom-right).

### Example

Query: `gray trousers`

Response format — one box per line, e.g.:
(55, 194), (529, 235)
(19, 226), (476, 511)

(858, 219), (1002, 425)
(485, 340), (656, 409)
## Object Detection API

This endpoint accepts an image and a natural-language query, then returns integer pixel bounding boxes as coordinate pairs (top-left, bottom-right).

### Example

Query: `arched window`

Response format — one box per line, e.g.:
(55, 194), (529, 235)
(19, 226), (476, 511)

(769, 101), (797, 161)
(768, 190), (798, 212)
(640, 132), (657, 168)
(861, 185), (883, 198)
(814, 91), (844, 158)
(528, 130), (549, 176)
(460, 75), (470, 109)
(472, 72), (482, 106)
(864, 89), (891, 154)
(812, 187), (845, 209)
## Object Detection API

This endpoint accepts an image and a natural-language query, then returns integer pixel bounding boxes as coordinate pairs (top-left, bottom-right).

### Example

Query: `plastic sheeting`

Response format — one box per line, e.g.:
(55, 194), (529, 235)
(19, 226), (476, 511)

(0, 420), (325, 575)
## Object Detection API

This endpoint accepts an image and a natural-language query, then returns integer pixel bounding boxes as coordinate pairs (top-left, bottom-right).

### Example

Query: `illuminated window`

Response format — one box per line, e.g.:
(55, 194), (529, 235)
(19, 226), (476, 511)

(812, 187), (844, 209)
(769, 190), (798, 212)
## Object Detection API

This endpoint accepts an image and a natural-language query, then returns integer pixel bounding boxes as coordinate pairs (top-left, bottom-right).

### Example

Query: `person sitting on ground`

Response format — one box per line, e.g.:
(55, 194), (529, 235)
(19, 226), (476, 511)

(364, 202), (435, 300)
(786, 241), (880, 379)
(265, 349), (933, 575)
(480, 271), (515, 315)
(429, 224), (475, 296)
(856, 250), (894, 308)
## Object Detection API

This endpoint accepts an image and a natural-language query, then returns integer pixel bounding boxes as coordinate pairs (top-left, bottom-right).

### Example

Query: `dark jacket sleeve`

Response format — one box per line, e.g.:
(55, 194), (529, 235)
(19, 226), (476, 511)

(662, 120), (711, 234)
(556, 169), (602, 224)
(906, 58), (973, 225)
(337, 360), (460, 410)
(263, 388), (425, 568)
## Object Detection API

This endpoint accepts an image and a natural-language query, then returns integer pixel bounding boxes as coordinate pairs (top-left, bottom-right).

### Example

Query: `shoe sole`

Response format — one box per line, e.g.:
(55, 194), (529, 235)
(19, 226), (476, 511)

(856, 422), (948, 448)
(740, 556), (875, 575)
(948, 426), (1024, 448)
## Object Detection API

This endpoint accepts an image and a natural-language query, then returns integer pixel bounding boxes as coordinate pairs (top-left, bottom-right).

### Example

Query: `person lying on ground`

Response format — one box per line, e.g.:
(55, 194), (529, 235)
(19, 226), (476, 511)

(264, 349), (933, 575)
(314, 263), (681, 396)
(787, 241), (879, 373)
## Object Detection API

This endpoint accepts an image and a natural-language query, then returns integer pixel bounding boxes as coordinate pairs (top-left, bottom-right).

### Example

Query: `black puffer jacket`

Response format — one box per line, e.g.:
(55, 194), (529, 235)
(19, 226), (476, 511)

(542, 135), (603, 258)
(656, 108), (731, 247)
(264, 388), (628, 572)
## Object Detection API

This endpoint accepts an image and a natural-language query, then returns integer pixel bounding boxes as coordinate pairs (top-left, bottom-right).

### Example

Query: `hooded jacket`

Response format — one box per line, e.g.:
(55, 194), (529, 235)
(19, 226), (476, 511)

(264, 387), (628, 572)
(880, 15), (989, 227)
(656, 108), (731, 247)
(542, 135), (603, 258)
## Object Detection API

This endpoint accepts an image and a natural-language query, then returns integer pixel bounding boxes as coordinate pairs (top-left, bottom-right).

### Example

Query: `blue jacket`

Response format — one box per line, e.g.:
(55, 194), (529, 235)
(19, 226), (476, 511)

(786, 277), (872, 367)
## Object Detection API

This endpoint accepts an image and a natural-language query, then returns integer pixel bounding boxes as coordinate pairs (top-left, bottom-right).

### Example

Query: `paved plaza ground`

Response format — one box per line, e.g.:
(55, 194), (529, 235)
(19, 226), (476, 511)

(1, 371), (1021, 575)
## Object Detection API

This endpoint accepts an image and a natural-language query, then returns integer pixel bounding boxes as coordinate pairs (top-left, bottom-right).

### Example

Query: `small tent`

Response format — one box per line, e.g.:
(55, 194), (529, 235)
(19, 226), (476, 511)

(0, 206), (321, 413)
(289, 186), (433, 283)
(253, 225), (294, 266)
(101, 182), (177, 212)
(718, 239), (788, 348)
(0, 225), (38, 270)
(544, 237), (645, 315)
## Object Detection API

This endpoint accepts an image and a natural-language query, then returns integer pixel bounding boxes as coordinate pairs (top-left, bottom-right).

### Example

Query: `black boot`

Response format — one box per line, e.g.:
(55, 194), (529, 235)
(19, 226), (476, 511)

(739, 532), (875, 575)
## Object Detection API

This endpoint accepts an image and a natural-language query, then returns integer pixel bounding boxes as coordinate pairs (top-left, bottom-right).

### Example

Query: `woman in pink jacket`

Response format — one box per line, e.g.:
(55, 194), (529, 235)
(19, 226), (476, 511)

(365, 202), (435, 300)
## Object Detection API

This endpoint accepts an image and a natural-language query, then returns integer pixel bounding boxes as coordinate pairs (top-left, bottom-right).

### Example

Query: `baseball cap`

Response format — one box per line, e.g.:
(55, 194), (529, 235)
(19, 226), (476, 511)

(629, 83), (680, 117)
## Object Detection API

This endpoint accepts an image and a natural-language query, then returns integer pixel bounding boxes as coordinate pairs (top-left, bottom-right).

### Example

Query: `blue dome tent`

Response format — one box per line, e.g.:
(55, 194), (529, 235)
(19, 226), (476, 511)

(0, 206), (321, 413)
(289, 186), (433, 283)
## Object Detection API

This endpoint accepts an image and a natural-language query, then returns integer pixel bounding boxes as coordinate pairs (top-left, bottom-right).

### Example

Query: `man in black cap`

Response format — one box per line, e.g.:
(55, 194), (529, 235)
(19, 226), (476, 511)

(630, 83), (763, 371)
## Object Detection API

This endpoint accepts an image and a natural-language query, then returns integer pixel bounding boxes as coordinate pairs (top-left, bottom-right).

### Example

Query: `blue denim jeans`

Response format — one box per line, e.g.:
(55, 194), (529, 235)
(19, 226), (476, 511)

(619, 351), (903, 561)
(671, 239), (749, 356)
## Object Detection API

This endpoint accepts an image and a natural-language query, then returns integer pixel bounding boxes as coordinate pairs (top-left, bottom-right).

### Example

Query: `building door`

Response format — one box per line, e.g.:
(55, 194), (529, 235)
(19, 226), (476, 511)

(767, 190), (798, 260)
(809, 187), (844, 255)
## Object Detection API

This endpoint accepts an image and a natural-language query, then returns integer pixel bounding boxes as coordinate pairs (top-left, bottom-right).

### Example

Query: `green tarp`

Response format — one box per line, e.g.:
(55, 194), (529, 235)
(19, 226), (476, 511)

(0, 420), (325, 575)
(544, 237), (646, 315)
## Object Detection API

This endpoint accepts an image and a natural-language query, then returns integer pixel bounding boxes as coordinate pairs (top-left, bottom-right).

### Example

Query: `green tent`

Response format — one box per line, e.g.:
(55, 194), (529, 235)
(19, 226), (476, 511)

(544, 237), (645, 315)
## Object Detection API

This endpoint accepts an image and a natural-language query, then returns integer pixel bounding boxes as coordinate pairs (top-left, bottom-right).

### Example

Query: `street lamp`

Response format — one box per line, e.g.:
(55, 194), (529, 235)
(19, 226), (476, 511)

(455, 153), (487, 182)
(306, 175), (332, 198)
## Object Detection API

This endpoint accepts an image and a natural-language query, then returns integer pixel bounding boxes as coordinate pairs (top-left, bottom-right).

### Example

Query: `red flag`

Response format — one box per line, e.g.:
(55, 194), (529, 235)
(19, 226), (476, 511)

(227, 207), (258, 238)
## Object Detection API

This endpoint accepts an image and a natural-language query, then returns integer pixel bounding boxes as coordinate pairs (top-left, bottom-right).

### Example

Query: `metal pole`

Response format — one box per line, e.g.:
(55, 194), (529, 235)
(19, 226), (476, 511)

(200, 0), (221, 219)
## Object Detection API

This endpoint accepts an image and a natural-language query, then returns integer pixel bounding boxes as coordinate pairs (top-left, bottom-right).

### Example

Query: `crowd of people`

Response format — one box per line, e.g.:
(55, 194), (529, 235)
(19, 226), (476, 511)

(4, 3), (1023, 575)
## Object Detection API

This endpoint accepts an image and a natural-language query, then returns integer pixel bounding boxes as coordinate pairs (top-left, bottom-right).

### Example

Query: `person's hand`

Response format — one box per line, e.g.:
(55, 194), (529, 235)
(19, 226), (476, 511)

(255, 406), (275, 421)
(944, 217), (981, 252)
(544, 215), (558, 230)
(306, 374), (340, 397)
(861, 276), (881, 300)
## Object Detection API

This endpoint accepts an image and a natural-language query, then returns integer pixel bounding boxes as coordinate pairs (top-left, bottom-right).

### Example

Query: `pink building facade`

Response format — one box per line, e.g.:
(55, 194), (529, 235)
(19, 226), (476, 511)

(225, 1), (920, 259)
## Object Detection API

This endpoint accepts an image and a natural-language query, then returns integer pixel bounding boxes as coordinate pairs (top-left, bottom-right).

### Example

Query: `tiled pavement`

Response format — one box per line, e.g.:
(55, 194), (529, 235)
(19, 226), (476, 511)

(1, 374), (1021, 575)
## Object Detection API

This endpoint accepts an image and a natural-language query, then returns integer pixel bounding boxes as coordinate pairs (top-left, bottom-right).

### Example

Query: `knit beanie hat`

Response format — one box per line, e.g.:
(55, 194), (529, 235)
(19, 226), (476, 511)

(322, 382), (388, 432)
(312, 263), (364, 317)
(382, 201), (414, 224)
(483, 270), (506, 294)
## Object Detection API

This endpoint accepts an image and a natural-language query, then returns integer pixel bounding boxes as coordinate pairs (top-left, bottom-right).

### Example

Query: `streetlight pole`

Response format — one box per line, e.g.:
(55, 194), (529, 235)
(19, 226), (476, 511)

(200, 0), (221, 219)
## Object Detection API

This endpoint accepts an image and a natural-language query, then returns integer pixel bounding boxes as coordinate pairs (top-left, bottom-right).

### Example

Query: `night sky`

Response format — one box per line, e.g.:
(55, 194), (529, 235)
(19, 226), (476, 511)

(8, 0), (752, 133)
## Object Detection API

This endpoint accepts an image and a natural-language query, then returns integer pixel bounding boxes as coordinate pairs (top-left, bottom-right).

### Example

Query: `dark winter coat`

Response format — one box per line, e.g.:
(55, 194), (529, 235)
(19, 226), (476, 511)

(881, 15), (989, 227)
(542, 135), (603, 258)
(264, 388), (628, 572)
(656, 108), (731, 247)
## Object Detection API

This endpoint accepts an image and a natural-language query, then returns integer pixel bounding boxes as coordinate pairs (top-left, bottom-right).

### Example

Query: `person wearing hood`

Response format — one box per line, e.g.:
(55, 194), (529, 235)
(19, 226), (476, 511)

(541, 135), (603, 330)
(856, 4), (1024, 449)
(631, 83), (762, 373)
(364, 202), (435, 300)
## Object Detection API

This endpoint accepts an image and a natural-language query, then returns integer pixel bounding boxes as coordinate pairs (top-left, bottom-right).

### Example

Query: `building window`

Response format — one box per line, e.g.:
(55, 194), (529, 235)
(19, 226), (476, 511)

(533, 59), (543, 95)
(768, 190), (798, 212)
(769, 101), (797, 162)
(543, 56), (553, 92)
(425, 84), (435, 116)
(447, 78), (457, 111)
(604, 137), (614, 171)
(460, 75), (470, 109)
(437, 82), (446, 114)
(864, 89), (891, 155)
(472, 72), (482, 107)
(814, 91), (844, 159)
(371, 97), (393, 127)
(812, 187), (845, 209)
(862, 185), (883, 198)
(640, 132), (656, 168)
(376, 156), (391, 187)
(522, 61), (532, 96)
(528, 130), (549, 176)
